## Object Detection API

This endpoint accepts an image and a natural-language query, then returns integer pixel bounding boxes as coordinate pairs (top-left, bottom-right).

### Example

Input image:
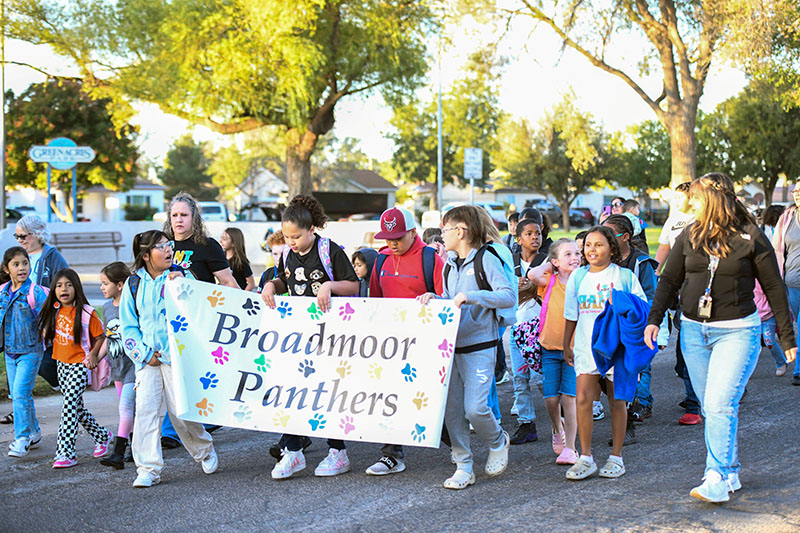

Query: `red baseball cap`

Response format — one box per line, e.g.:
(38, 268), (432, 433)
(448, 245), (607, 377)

(374, 207), (416, 240)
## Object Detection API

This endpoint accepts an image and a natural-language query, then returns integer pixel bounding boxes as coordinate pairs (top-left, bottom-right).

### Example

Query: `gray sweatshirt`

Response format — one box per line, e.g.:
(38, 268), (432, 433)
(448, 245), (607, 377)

(442, 247), (516, 349)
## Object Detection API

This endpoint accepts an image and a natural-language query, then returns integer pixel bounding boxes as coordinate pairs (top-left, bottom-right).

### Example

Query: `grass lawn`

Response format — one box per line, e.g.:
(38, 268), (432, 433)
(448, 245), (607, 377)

(547, 225), (663, 258)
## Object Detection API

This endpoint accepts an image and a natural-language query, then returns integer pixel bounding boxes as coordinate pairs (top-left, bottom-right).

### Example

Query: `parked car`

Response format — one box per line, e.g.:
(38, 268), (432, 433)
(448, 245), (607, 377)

(11, 206), (41, 219)
(524, 199), (561, 226)
(198, 201), (234, 222)
(5, 208), (23, 223)
(443, 201), (508, 230)
(572, 207), (595, 226)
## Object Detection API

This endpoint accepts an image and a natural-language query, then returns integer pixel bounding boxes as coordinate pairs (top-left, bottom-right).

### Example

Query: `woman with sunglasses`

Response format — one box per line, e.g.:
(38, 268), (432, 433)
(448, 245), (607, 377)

(599, 197), (627, 225)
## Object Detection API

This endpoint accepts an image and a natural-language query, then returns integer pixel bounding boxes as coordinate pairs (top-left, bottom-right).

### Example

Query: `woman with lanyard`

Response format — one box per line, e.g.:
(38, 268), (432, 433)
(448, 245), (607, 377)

(644, 173), (796, 503)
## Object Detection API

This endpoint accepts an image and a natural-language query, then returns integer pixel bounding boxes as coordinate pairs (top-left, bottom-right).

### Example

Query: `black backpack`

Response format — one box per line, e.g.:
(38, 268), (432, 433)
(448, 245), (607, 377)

(128, 264), (188, 317)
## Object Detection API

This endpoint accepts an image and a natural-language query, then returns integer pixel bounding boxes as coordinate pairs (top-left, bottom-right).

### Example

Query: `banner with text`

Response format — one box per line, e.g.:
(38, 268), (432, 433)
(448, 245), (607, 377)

(165, 279), (460, 448)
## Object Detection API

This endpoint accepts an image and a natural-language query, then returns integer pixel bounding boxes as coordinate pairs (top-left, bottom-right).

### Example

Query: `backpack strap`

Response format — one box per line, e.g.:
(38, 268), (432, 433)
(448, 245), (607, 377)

(422, 246), (436, 294)
(472, 245), (492, 292)
(317, 237), (334, 281)
(129, 273), (141, 319)
(537, 273), (558, 334)
(513, 251), (522, 277)
(79, 304), (94, 356)
(375, 254), (388, 280)
(443, 263), (451, 293)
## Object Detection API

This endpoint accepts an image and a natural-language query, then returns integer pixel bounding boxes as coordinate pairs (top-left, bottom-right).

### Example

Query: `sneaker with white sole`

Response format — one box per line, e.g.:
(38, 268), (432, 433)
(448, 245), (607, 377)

(690, 471), (730, 503)
(8, 438), (31, 458)
(365, 456), (406, 476)
(133, 473), (161, 488)
(443, 468), (475, 489)
(314, 448), (350, 477)
(485, 430), (510, 476)
(496, 370), (511, 385)
(29, 432), (41, 449)
(93, 430), (113, 458)
(727, 472), (741, 492)
(271, 449), (306, 479)
(52, 457), (78, 469)
(593, 401), (605, 420)
(201, 448), (218, 474)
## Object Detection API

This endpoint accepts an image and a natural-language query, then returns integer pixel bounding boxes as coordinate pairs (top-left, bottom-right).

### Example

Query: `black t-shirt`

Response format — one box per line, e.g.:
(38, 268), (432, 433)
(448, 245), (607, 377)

(231, 261), (254, 290)
(276, 235), (357, 296)
(172, 237), (230, 283)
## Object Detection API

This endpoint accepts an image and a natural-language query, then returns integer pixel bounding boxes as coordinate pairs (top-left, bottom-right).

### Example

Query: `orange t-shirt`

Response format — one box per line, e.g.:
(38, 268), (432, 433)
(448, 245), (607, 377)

(52, 307), (104, 364)
(537, 273), (568, 351)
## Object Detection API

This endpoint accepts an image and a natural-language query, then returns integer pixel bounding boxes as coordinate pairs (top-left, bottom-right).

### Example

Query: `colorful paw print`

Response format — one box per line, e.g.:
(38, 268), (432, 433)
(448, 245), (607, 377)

(211, 346), (229, 365)
(418, 305), (433, 324)
(411, 423), (426, 442)
(438, 306), (454, 325)
(177, 284), (193, 301)
(242, 298), (260, 316)
(233, 405), (252, 422)
(196, 398), (214, 417)
(368, 362), (383, 380)
(401, 363), (417, 383)
(336, 361), (351, 379)
(338, 302), (355, 321)
(207, 290), (225, 308)
(170, 315), (188, 333)
(439, 366), (447, 384)
(339, 416), (355, 435)
(277, 302), (292, 319)
(273, 410), (289, 428)
(176, 343), (186, 356)
(254, 354), (271, 373)
(199, 372), (218, 390)
(412, 392), (428, 410)
(307, 302), (323, 320)
(308, 413), (326, 431)
(438, 338), (453, 358)
(394, 308), (408, 322)
(298, 359), (315, 377)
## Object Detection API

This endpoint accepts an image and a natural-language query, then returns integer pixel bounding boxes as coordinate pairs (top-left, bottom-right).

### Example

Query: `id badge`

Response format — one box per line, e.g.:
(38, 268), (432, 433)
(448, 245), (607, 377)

(697, 295), (712, 319)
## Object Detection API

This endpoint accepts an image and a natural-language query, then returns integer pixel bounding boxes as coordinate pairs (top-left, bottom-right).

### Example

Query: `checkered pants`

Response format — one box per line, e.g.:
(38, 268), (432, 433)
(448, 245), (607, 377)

(55, 361), (109, 460)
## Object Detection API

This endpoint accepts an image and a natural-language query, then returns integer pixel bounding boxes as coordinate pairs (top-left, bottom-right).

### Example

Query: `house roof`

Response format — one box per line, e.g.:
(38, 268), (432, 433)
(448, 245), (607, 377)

(345, 170), (396, 191)
(85, 179), (166, 193)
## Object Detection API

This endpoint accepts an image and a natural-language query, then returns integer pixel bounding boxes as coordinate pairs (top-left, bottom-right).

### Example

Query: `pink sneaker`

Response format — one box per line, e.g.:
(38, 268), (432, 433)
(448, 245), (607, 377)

(552, 429), (566, 455)
(93, 430), (113, 458)
(556, 448), (577, 465)
(53, 457), (78, 468)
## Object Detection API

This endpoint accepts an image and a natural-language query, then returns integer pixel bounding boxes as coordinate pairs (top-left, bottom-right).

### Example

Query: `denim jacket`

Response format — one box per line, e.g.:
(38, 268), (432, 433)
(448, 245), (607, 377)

(0, 278), (47, 355)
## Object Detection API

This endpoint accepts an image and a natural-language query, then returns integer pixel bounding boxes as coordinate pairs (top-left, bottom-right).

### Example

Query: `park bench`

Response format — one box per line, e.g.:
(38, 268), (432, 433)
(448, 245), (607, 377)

(51, 231), (125, 260)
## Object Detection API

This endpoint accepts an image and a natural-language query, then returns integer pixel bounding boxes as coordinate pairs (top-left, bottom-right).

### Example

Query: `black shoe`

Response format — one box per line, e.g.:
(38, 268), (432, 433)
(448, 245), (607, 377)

(100, 437), (128, 470)
(608, 422), (637, 446)
(793, 375), (800, 386)
(628, 401), (652, 423)
(161, 436), (181, 449)
(205, 425), (222, 434)
(510, 422), (538, 445)
(269, 436), (312, 460)
(678, 399), (688, 409)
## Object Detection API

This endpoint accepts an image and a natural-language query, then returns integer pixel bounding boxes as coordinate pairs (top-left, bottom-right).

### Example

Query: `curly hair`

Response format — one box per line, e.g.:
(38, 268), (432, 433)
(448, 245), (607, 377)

(584, 225), (623, 266)
(163, 192), (209, 245)
(282, 195), (328, 230)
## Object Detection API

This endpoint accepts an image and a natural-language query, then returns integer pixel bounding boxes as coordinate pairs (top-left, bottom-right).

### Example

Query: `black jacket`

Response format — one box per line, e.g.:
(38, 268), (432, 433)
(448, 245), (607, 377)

(648, 222), (796, 351)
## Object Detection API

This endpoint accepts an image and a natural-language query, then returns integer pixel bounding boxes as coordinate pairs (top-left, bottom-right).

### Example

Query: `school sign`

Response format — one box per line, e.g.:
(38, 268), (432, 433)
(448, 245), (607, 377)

(165, 279), (460, 447)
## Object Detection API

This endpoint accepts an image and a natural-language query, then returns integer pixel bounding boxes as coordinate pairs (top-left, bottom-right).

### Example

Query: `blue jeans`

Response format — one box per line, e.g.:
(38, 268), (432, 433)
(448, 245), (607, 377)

(541, 348), (576, 398)
(6, 352), (42, 440)
(680, 319), (761, 477)
(785, 286), (800, 376)
(761, 316), (787, 368)
(634, 363), (653, 408)
(509, 338), (536, 423)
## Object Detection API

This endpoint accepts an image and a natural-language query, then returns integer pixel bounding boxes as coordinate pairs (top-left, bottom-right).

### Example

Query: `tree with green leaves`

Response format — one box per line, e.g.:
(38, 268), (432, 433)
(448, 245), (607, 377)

(10, 0), (434, 198)
(608, 120), (671, 197)
(5, 79), (139, 222)
(158, 135), (218, 201)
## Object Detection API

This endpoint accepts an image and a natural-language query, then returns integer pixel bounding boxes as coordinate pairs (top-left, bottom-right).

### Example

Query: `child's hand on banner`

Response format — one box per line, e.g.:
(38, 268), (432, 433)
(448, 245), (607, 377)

(261, 281), (277, 309)
(453, 292), (467, 308)
(167, 271), (185, 281)
(416, 292), (436, 305)
(317, 282), (333, 312)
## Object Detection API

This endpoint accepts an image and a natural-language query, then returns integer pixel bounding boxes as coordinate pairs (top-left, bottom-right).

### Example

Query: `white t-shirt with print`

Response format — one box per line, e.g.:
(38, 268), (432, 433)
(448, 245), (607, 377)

(658, 212), (695, 247)
(563, 263), (647, 376)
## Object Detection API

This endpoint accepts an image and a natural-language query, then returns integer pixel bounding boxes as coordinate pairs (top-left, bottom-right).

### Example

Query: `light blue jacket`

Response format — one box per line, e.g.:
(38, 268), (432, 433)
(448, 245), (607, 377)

(0, 278), (48, 355)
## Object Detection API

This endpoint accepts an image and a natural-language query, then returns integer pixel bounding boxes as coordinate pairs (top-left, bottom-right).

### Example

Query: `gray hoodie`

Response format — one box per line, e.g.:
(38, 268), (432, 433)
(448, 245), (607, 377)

(442, 247), (515, 349)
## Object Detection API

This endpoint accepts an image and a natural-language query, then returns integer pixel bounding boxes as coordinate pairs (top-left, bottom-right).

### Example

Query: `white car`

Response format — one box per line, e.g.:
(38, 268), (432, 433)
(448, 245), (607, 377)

(442, 201), (508, 230)
(198, 201), (234, 222)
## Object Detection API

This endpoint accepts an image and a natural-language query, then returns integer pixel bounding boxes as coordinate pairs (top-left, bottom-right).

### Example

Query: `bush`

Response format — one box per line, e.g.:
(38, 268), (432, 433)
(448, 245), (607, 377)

(124, 204), (158, 221)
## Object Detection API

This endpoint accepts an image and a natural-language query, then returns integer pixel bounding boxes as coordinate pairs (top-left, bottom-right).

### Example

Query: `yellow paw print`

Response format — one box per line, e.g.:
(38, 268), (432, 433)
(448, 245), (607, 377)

(412, 392), (428, 410)
(196, 398), (214, 416)
(207, 290), (225, 308)
(273, 410), (290, 428)
(368, 363), (383, 380)
(336, 361), (351, 379)
(176, 343), (186, 356)
(418, 305), (432, 324)
(394, 308), (408, 322)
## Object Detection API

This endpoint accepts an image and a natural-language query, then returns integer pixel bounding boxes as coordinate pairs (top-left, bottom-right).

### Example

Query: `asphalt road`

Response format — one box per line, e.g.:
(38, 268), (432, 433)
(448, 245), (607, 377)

(3, 330), (800, 532)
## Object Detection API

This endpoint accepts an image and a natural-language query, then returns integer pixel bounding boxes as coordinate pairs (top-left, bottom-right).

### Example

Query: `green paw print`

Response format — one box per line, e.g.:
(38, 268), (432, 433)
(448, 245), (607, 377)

(254, 354), (271, 373)
(307, 302), (324, 320)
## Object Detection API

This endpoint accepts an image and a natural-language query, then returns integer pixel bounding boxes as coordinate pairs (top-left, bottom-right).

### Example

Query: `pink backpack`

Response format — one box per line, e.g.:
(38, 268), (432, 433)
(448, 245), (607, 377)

(76, 304), (111, 392)
(0, 280), (48, 318)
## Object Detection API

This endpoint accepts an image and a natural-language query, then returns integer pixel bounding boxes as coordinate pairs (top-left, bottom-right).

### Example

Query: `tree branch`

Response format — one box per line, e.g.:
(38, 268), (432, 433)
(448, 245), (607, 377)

(1, 60), (80, 80)
(156, 104), (265, 134)
(661, 0), (697, 102)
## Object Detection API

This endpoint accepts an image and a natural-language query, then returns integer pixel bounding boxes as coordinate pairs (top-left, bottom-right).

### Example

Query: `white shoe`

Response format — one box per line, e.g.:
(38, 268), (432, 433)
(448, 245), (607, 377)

(593, 401), (605, 420)
(8, 438), (31, 458)
(485, 431), (510, 477)
(690, 471), (730, 503)
(496, 370), (511, 385)
(201, 448), (218, 474)
(133, 473), (161, 488)
(271, 449), (306, 479)
(29, 432), (41, 449)
(315, 448), (350, 477)
(727, 472), (741, 492)
(443, 468), (475, 489)
(365, 456), (406, 476)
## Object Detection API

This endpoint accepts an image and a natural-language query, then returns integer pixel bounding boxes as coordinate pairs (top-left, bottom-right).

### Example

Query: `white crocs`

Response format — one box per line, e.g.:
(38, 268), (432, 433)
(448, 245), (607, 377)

(443, 469), (475, 490)
(485, 430), (510, 477)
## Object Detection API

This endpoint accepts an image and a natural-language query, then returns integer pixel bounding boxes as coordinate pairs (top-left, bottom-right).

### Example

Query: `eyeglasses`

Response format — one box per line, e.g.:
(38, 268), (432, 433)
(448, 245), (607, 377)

(441, 226), (467, 234)
(13, 233), (30, 241)
(152, 241), (174, 252)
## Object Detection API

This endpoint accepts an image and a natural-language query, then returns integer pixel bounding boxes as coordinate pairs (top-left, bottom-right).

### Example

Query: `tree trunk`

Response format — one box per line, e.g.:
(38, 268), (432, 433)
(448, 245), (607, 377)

(428, 184), (438, 212)
(666, 109), (698, 188)
(558, 198), (571, 232)
(285, 128), (318, 199)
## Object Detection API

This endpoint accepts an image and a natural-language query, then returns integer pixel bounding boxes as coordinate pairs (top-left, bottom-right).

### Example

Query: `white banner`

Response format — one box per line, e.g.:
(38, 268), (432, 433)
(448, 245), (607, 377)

(165, 279), (461, 448)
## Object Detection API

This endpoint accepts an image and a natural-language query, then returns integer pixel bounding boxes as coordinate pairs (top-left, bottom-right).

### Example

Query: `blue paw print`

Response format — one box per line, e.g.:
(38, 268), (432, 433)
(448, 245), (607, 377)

(438, 307), (454, 325)
(411, 423), (426, 442)
(308, 413), (326, 431)
(401, 363), (417, 383)
(199, 372), (218, 390)
(170, 315), (188, 333)
(277, 302), (292, 319)
(298, 359), (315, 378)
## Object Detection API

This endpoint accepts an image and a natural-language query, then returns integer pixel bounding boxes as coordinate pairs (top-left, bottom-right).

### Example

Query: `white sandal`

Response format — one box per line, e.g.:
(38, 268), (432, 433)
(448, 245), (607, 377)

(443, 469), (476, 490)
(599, 457), (626, 478)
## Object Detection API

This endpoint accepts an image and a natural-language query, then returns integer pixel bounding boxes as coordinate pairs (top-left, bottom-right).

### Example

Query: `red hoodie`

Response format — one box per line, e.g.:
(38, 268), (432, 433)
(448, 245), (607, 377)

(368, 235), (445, 298)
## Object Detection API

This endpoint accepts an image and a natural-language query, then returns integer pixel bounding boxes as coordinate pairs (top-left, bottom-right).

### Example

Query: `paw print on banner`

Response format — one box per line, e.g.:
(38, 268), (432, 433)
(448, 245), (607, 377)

(411, 423), (426, 443)
(211, 346), (230, 365)
(177, 284), (193, 301)
(170, 315), (188, 333)
(308, 413), (327, 431)
(298, 359), (315, 377)
(233, 405), (252, 422)
(336, 361), (351, 379)
(199, 372), (218, 390)
(273, 410), (290, 428)
(176, 343), (186, 356)
(439, 366), (447, 384)
(438, 306), (455, 325)
(196, 398), (214, 417)
(242, 298), (261, 316)
(339, 416), (355, 435)
(307, 302), (323, 320)
(254, 354), (271, 373)
(418, 305), (433, 324)
(393, 308), (407, 322)
(401, 363), (417, 383)
(207, 290), (225, 308)
(338, 302), (355, 321)
(438, 338), (453, 358)
(368, 363), (383, 380)
(412, 392), (428, 410)
(277, 302), (293, 319)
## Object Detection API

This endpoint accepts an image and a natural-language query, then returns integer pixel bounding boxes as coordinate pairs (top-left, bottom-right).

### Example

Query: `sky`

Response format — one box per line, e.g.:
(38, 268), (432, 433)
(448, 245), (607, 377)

(5, 11), (748, 169)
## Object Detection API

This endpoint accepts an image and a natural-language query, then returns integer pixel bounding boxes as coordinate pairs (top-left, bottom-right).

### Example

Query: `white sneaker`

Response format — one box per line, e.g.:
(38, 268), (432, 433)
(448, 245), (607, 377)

(593, 401), (605, 420)
(29, 432), (41, 449)
(485, 430), (510, 476)
(271, 449), (306, 479)
(315, 448), (351, 477)
(201, 448), (218, 474)
(727, 472), (741, 492)
(133, 473), (161, 488)
(690, 471), (730, 503)
(496, 370), (511, 385)
(8, 438), (31, 458)
(365, 456), (406, 476)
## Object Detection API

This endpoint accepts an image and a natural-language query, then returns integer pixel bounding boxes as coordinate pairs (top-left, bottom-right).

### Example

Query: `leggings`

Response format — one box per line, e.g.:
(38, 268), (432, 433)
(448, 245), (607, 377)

(115, 381), (136, 439)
